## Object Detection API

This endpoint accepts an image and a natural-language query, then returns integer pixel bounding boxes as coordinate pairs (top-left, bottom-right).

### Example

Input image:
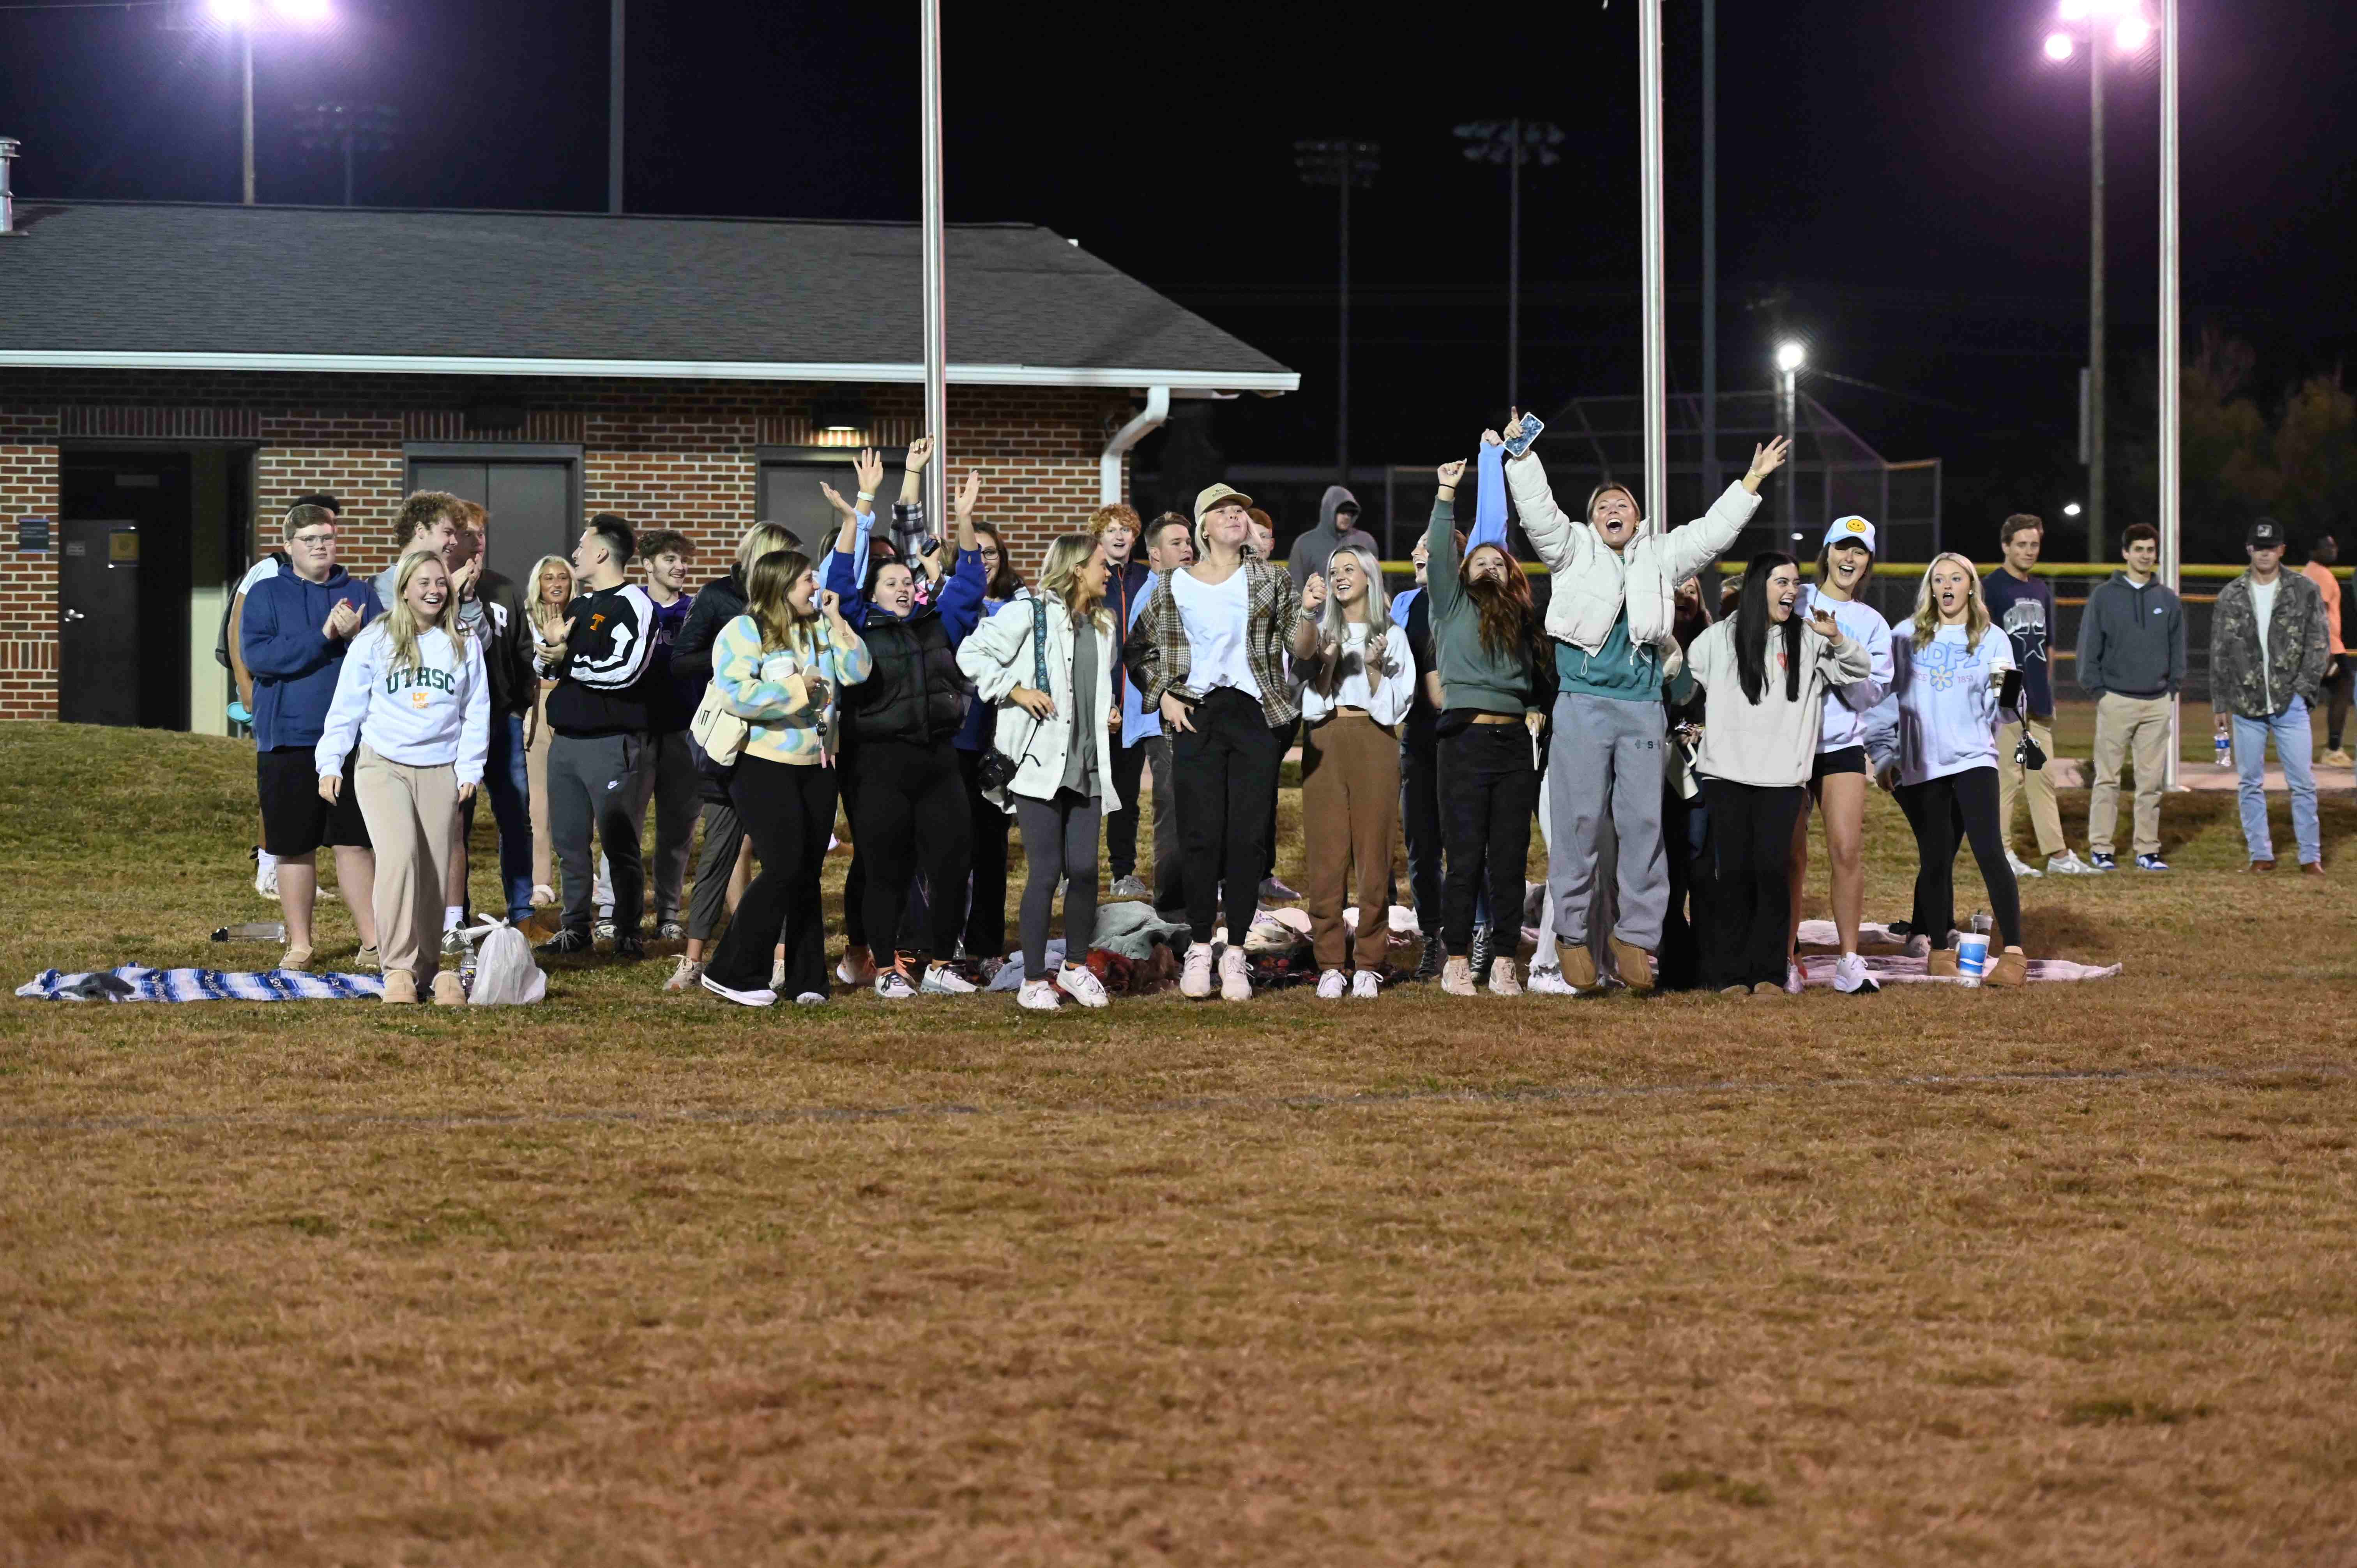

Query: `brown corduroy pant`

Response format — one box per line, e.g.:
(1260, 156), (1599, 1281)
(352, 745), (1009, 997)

(1300, 712), (1402, 973)
(354, 744), (461, 981)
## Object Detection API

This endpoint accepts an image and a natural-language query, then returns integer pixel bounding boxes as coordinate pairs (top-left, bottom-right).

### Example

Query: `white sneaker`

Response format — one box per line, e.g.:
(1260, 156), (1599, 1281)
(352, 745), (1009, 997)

(253, 853), (279, 900)
(2047, 850), (2101, 876)
(1316, 969), (1348, 1000)
(663, 955), (704, 992)
(1441, 956), (1476, 996)
(770, 956), (786, 990)
(2007, 849), (2043, 880)
(920, 962), (978, 996)
(1180, 945), (1214, 999)
(1056, 964), (1110, 1008)
(1108, 875), (1150, 901)
(1350, 970), (1381, 1001)
(699, 973), (776, 1008)
(1018, 978), (1061, 1011)
(1785, 960), (1804, 995)
(1218, 947), (1253, 1002)
(1831, 952), (1881, 994)
(873, 968), (917, 999)
(1525, 964), (1575, 996)
(1488, 957), (1522, 996)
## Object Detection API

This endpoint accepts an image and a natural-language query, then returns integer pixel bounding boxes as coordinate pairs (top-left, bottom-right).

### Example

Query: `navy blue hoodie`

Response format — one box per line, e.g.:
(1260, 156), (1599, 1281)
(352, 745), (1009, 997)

(239, 565), (381, 750)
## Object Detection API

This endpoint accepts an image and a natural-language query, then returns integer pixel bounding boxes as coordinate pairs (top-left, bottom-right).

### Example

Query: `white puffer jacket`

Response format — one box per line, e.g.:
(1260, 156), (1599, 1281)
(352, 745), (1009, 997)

(1505, 452), (1762, 661)
(956, 592), (1123, 815)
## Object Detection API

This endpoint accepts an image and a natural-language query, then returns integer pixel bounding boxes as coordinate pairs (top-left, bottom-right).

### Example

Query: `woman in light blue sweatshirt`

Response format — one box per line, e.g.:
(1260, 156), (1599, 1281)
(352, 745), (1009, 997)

(1887, 554), (2026, 987)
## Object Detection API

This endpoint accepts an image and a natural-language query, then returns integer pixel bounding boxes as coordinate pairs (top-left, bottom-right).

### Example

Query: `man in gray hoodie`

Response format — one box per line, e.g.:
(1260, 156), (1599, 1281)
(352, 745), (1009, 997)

(2075, 522), (2186, 871)
(1286, 485), (1380, 595)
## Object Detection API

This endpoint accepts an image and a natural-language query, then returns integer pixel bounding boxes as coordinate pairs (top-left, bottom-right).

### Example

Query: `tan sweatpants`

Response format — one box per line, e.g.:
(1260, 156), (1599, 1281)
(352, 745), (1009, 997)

(1300, 712), (1401, 973)
(1995, 717), (2064, 858)
(526, 684), (556, 890)
(2088, 691), (2171, 857)
(354, 744), (461, 980)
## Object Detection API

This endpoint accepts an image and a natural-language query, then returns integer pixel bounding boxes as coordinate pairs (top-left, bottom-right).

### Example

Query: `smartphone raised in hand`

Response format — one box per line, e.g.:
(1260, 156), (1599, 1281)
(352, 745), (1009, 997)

(1503, 414), (1547, 459)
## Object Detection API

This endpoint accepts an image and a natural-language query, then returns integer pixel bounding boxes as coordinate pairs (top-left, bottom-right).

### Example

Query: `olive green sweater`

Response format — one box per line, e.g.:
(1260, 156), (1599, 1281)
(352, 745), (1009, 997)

(1424, 496), (1541, 716)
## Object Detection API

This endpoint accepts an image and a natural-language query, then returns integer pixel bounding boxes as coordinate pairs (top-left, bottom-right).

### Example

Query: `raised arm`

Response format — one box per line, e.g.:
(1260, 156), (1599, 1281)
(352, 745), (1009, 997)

(1425, 460), (1467, 620)
(1497, 424), (1579, 570)
(1659, 438), (1786, 582)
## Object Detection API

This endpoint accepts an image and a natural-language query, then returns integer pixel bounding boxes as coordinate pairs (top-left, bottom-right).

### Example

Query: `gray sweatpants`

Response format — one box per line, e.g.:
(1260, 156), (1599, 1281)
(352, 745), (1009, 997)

(1547, 690), (1668, 950)
(686, 796), (745, 945)
(548, 731), (646, 939)
(1016, 788), (1102, 978)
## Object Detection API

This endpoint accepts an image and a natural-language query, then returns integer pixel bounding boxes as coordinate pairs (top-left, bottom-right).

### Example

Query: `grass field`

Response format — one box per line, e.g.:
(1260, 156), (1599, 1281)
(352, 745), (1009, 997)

(4, 720), (2355, 1565)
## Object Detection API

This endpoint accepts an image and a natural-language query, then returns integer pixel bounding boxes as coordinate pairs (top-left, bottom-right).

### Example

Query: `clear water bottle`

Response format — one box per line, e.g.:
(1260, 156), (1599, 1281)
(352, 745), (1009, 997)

(212, 921), (286, 943)
(2214, 721), (2232, 769)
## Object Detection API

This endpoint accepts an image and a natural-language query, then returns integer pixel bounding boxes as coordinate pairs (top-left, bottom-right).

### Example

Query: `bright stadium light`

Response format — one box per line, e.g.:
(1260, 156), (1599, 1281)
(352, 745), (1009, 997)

(2045, 32), (2075, 60)
(2115, 14), (2151, 49)
(1776, 342), (1806, 373)
(208, 0), (253, 20)
(2064, 501), (2083, 517)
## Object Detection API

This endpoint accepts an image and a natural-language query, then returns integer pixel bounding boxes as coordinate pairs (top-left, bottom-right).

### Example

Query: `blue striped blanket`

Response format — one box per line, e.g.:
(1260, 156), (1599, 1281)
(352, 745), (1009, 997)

(16, 966), (385, 1002)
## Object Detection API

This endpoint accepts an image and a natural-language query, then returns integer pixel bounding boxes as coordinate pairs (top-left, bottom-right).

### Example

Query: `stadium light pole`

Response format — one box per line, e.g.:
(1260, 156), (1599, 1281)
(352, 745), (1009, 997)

(1776, 341), (1805, 537)
(1454, 119), (1564, 410)
(1637, 0), (1667, 528)
(918, 0), (947, 528)
(608, 0), (624, 214)
(207, 0), (332, 205)
(2158, 0), (2181, 789)
(2045, 0), (2155, 563)
(1294, 139), (1380, 484)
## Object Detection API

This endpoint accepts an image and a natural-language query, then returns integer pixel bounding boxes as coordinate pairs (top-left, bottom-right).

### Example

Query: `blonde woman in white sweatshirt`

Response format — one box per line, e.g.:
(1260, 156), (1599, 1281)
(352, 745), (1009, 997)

(957, 532), (1121, 1012)
(316, 549), (490, 1004)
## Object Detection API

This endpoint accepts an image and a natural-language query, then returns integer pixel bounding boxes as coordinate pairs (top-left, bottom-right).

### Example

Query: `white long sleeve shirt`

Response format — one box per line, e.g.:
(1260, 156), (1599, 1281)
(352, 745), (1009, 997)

(1299, 622), (1418, 726)
(1683, 620), (1871, 788)
(1888, 618), (2017, 787)
(1803, 585), (1894, 753)
(315, 622), (491, 784)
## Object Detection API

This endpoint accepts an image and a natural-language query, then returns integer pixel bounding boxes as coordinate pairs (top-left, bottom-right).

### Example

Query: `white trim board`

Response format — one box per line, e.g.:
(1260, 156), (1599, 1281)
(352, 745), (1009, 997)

(0, 351), (1298, 393)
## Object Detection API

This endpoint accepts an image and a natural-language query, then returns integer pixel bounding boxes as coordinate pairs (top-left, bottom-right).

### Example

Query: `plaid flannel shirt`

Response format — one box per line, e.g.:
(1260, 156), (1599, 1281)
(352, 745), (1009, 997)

(1127, 556), (1303, 728)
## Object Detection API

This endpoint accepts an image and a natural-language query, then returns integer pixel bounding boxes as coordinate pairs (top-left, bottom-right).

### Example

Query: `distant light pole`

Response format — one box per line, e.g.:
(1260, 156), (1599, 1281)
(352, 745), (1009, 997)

(608, 0), (624, 214)
(2045, 0), (2154, 562)
(1776, 341), (1805, 537)
(205, 0), (333, 205)
(2158, 0), (2181, 789)
(1295, 139), (1379, 484)
(1454, 119), (1563, 410)
(292, 102), (396, 206)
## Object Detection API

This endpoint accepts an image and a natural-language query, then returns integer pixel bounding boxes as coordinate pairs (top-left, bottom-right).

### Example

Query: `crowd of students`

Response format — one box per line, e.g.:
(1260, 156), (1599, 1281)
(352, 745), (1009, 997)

(224, 423), (2340, 1006)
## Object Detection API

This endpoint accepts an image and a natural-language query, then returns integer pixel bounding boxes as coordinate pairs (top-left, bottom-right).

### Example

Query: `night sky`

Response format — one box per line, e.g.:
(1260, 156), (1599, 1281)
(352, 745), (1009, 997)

(7, 0), (2355, 553)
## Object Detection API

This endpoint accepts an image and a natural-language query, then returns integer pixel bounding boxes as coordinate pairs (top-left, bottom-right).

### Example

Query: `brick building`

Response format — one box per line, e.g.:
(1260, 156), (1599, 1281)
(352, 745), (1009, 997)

(0, 201), (1294, 731)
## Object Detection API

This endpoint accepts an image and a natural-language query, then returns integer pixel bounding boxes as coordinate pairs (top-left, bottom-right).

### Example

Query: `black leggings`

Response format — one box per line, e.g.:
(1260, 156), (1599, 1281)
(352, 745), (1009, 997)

(707, 756), (836, 996)
(1172, 687), (1285, 944)
(958, 746), (1012, 960)
(1700, 777), (1805, 990)
(1657, 784), (1715, 992)
(848, 738), (971, 964)
(1438, 719), (1538, 958)
(1893, 766), (2021, 950)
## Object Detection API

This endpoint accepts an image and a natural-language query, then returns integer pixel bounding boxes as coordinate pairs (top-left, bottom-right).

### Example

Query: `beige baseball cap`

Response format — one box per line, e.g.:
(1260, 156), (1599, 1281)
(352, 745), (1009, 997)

(1193, 483), (1255, 524)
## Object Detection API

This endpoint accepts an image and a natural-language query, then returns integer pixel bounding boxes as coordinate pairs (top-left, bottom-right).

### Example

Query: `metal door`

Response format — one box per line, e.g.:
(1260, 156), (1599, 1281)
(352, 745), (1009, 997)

(410, 459), (575, 585)
(760, 451), (906, 554)
(59, 519), (142, 727)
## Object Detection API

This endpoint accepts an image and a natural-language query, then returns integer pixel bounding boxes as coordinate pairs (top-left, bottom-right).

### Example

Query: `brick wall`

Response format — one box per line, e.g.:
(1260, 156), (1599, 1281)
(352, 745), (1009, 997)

(0, 370), (1140, 720)
(0, 443), (60, 720)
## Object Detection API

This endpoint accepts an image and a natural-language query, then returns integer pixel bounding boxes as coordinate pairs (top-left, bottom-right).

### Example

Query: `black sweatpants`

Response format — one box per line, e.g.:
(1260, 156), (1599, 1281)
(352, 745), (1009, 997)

(1173, 687), (1285, 944)
(1700, 777), (1806, 991)
(1437, 719), (1539, 958)
(1657, 784), (1715, 992)
(958, 745), (1012, 960)
(1103, 737), (1148, 881)
(1892, 765), (2022, 950)
(1400, 739), (1444, 948)
(1264, 716), (1299, 881)
(849, 738), (971, 965)
(707, 755), (837, 997)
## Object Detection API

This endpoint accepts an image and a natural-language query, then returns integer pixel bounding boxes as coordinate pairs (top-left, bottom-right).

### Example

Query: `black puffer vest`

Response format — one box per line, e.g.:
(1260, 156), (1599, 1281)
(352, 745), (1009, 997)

(845, 605), (969, 745)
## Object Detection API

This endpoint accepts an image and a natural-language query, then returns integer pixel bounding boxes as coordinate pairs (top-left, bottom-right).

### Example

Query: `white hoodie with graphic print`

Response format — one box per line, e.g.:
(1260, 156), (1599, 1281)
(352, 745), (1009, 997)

(315, 622), (491, 785)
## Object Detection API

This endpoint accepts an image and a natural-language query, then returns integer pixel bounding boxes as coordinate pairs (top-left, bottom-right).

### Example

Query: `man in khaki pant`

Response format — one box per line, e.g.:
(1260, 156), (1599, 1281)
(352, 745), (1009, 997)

(1983, 514), (2097, 876)
(2076, 523), (2186, 871)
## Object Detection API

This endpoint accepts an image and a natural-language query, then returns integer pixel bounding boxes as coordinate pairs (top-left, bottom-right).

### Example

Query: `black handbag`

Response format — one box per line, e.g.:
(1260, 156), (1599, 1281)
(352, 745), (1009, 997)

(977, 597), (1051, 793)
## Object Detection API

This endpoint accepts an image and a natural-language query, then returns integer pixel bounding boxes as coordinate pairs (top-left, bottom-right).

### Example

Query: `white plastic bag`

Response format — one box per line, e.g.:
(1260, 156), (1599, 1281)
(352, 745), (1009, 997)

(466, 919), (547, 1006)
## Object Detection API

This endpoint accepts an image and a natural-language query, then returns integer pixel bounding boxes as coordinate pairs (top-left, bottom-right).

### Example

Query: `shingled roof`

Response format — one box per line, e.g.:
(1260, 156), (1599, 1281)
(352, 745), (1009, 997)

(0, 200), (1296, 391)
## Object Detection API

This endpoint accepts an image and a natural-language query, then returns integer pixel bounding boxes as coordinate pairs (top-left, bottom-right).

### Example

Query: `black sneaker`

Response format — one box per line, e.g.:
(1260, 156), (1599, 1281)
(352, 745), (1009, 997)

(536, 929), (593, 956)
(654, 920), (686, 941)
(1410, 942), (1445, 984)
(613, 934), (647, 962)
(1468, 924), (1494, 978)
(594, 918), (618, 942)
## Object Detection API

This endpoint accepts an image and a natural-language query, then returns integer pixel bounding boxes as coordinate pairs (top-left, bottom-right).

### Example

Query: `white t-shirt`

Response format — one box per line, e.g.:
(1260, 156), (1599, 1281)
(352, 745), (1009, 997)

(1889, 619), (2017, 787)
(1170, 566), (1260, 701)
(2251, 576), (2278, 709)
(1803, 585), (1894, 754)
(236, 557), (282, 596)
(1300, 621), (1417, 726)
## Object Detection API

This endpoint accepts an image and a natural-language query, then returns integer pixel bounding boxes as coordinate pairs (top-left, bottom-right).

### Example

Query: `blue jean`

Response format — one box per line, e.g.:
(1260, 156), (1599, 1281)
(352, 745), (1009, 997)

(460, 712), (537, 922)
(2233, 697), (2320, 866)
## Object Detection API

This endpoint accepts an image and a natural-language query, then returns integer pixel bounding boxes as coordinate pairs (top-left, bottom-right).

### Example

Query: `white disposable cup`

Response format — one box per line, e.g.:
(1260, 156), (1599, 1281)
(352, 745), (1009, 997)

(1955, 932), (1989, 986)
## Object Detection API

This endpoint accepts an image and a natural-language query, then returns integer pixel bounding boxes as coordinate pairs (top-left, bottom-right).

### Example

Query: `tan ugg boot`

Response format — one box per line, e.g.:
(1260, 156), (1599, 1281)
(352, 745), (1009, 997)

(380, 969), (418, 1005)
(1926, 948), (1960, 979)
(1556, 941), (1600, 992)
(1607, 936), (1656, 995)
(431, 970), (466, 1006)
(1983, 949), (2028, 988)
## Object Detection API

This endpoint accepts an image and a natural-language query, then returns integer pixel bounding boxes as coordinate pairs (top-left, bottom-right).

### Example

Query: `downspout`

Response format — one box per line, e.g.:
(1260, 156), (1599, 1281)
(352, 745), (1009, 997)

(1099, 385), (1170, 505)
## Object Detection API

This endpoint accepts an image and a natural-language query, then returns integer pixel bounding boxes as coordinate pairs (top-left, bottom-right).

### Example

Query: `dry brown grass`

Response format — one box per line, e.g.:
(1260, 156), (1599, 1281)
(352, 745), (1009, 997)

(3, 721), (2355, 1565)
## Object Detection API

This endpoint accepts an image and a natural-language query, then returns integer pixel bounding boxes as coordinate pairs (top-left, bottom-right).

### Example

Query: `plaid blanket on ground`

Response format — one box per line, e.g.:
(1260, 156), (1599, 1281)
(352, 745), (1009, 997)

(16, 966), (385, 1002)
